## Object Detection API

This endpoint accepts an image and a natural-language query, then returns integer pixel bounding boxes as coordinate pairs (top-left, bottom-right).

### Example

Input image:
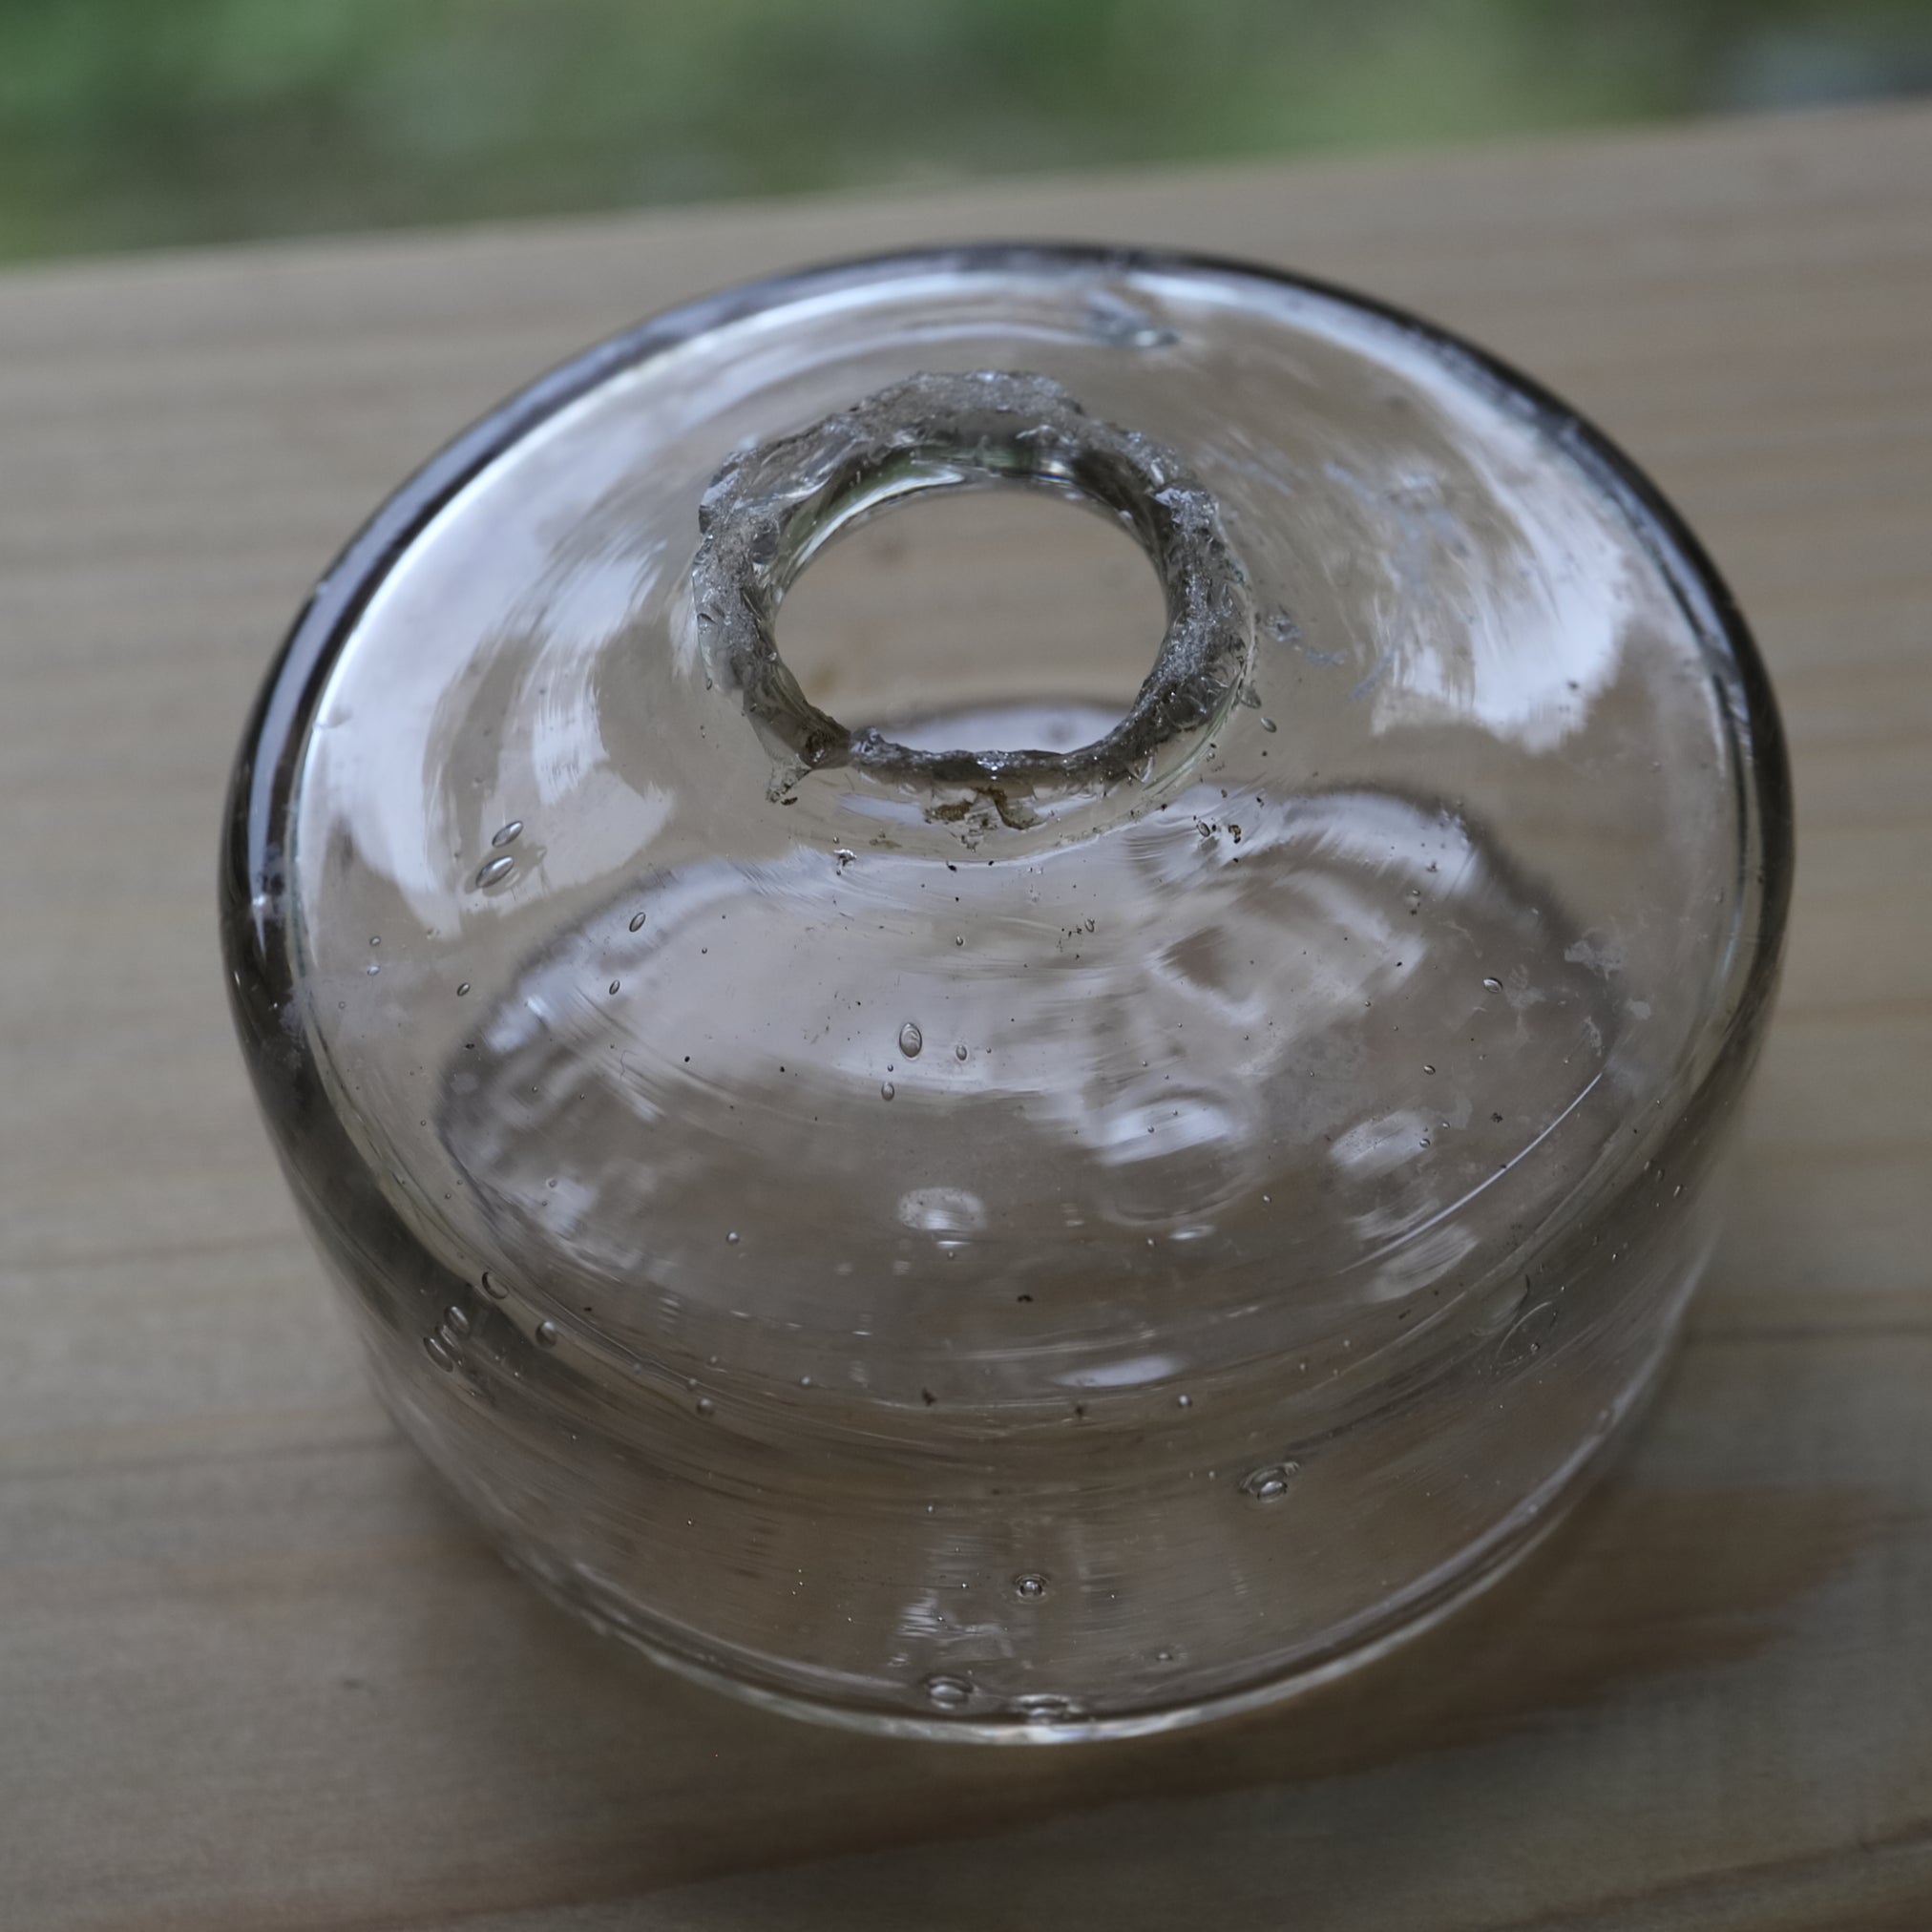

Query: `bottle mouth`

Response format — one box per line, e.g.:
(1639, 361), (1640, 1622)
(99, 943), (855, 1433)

(690, 369), (1256, 830)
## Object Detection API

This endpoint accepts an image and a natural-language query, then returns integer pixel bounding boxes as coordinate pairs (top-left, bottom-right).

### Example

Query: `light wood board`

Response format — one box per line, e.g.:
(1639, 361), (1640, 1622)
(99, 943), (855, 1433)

(2, 102), (1930, 1930)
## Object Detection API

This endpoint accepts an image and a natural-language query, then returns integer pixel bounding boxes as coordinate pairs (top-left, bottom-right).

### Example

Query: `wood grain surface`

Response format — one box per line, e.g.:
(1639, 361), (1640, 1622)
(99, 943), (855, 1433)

(3, 102), (1930, 1931)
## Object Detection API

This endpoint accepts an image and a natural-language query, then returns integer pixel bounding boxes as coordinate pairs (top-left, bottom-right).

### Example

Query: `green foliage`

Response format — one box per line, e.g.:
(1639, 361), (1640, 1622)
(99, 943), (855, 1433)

(0, 0), (1925, 261)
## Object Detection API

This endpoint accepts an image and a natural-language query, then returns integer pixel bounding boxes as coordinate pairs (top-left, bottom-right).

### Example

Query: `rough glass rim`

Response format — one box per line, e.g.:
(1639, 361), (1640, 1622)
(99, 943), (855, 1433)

(690, 366), (1255, 816)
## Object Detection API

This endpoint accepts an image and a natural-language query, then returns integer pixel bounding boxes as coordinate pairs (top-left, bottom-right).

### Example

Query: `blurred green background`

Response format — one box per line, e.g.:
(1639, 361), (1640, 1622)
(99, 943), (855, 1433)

(1, 0), (1928, 262)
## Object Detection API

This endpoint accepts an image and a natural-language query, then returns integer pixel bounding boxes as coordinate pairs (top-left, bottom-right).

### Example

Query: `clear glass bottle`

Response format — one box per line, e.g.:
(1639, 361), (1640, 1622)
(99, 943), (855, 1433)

(222, 246), (1791, 1738)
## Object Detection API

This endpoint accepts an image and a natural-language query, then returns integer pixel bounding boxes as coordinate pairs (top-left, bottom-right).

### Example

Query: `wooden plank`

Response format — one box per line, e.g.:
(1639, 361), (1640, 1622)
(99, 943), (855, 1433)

(2, 101), (1930, 1928)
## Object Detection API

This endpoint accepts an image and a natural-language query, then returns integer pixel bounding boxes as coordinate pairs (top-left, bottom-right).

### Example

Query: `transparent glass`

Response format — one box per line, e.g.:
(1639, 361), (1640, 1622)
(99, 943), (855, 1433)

(222, 247), (1791, 1740)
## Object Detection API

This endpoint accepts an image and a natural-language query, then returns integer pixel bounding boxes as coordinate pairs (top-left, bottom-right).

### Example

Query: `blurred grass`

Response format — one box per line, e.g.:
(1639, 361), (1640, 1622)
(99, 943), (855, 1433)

(0, 0), (1927, 262)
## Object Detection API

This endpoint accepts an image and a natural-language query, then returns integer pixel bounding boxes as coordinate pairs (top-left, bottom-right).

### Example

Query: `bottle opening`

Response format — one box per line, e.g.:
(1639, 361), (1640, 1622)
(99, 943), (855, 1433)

(691, 369), (1256, 820)
(775, 484), (1168, 755)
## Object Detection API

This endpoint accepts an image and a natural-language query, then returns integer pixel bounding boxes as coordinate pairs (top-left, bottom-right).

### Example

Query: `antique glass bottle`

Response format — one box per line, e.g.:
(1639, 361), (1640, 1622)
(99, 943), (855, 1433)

(222, 247), (1791, 1738)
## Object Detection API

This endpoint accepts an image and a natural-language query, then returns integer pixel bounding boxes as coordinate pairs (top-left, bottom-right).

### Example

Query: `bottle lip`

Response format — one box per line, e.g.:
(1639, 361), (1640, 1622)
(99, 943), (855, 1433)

(691, 368), (1254, 828)
(222, 241), (1791, 1197)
